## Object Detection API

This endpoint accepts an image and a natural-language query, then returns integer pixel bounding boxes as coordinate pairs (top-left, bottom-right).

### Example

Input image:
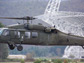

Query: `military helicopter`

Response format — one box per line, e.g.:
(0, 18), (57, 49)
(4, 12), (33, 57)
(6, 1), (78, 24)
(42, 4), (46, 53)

(0, 16), (84, 51)
(0, 0), (84, 51)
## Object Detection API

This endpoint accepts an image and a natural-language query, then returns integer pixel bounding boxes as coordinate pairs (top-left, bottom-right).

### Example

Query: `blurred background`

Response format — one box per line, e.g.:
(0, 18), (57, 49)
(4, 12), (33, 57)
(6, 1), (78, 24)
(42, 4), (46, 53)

(0, 0), (84, 62)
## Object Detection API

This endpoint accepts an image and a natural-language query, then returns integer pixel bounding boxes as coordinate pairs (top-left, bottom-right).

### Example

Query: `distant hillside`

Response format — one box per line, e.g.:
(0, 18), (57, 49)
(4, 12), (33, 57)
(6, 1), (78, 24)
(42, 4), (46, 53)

(10, 46), (66, 57)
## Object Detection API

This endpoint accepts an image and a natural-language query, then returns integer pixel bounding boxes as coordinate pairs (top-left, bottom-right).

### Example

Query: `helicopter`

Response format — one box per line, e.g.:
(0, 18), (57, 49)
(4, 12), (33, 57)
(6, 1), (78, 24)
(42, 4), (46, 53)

(0, 16), (84, 51)
(0, 0), (84, 51)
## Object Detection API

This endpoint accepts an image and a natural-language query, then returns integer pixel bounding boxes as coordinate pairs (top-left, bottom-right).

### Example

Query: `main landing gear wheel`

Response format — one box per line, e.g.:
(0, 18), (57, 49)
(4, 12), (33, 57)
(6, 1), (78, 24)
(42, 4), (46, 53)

(8, 44), (15, 50)
(17, 45), (23, 51)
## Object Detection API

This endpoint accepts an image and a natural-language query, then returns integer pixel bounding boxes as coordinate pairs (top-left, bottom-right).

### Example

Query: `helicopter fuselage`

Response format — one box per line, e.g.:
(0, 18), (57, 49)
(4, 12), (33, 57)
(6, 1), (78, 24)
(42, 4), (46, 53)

(0, 25), (84, 46)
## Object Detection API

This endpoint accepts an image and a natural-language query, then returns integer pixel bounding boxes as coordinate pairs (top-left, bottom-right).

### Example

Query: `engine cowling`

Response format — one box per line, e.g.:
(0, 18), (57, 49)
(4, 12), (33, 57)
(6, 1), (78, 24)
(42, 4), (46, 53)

(44, 28), (51, 33)
(24, 24), (45, 31)
(24, 24), (54, 33)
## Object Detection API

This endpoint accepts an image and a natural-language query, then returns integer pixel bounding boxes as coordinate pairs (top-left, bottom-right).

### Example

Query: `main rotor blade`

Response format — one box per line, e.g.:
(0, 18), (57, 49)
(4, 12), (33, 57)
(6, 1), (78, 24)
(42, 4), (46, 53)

(0, 16), (36, 20)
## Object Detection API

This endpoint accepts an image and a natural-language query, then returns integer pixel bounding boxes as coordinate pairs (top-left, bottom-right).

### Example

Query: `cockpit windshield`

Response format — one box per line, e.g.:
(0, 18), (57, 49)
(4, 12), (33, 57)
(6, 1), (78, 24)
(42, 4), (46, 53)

(0, 28), (8, 35)
(0, 29), (4, 35)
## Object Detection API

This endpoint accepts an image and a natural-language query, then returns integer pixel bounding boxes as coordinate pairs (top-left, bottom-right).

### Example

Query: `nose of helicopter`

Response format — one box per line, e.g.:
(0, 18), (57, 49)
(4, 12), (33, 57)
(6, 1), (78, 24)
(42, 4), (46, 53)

(0, 35), (8, 44)
(0, 36), (4, 43)
(0, 28), (9, 43)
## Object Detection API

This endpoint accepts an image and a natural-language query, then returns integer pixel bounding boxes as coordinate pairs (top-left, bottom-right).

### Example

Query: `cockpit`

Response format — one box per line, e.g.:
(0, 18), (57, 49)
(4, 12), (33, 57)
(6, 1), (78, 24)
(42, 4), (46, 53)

(0, 28), (8, 35)
(0, 28), (21, 41)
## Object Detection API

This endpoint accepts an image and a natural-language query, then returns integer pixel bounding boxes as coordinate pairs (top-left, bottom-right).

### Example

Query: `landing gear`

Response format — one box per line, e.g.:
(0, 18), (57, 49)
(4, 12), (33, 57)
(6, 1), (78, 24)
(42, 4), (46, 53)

(17, 45), (23, 51)
(8, 42), (23, 51)
(8, 44), (23, 51)
(16, 36), (24, 51)
(16, 40), (23, 51)
(8, 35), (24, 51)
(8, 44), (15, 50)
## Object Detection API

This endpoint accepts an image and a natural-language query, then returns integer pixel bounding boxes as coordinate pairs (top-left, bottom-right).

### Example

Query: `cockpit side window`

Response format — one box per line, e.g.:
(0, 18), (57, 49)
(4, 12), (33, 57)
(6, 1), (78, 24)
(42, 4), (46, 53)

(2, 30), (9, 36)
(32, 32), (38, 38)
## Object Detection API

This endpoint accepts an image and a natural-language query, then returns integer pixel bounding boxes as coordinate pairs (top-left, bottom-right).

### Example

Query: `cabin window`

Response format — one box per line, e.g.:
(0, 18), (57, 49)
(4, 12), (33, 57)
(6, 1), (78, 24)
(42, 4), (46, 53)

(2, 30), (9, 36)
(14, 31), (17, 36)
(25, 32), (30, 38)
(32, 32), (38, 38)
(17, 31), (20, 38)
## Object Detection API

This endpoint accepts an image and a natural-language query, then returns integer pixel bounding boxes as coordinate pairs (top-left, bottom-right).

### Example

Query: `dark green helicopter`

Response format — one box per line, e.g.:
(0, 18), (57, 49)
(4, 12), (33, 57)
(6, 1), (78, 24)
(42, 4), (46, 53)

(0, 16), (84, 51)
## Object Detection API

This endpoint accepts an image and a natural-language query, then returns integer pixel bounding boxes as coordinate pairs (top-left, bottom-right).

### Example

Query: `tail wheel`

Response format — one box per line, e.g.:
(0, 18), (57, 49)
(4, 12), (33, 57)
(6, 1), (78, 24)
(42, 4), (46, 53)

(17, 45), (23, 51)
